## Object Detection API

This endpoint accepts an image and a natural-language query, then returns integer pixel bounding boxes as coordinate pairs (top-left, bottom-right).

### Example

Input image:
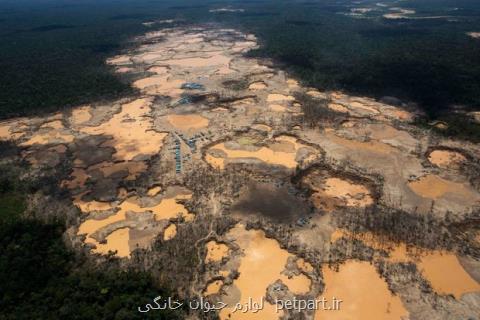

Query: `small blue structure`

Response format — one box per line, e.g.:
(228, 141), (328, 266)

(174, 138), (182, 173)
(181, 82), (205, 90)
(296, 217), (309, 227)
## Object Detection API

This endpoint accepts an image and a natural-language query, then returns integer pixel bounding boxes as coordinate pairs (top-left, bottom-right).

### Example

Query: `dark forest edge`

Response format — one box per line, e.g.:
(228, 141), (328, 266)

(0, 143), (184, 320)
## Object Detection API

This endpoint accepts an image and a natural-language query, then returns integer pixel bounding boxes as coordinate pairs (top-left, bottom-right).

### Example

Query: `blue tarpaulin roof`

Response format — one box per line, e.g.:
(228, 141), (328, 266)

(181, 82), (205, 90)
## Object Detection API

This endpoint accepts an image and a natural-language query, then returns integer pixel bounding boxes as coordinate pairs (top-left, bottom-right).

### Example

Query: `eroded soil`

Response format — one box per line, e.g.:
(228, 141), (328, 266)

(1, 24), (479, 320)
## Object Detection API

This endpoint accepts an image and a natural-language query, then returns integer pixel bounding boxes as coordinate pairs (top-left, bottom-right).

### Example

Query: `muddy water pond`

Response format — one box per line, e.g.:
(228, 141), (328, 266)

(219, 224), (311, 320)
(232, 182), (309, 223)
(167, 114), (209, 131)
(302, 169), (374, 212)
(316, 261), (408, 320)
(331, 229), (480, 299)
(408, 174), (477, 200)
(206, 135), (316, 170)
(428, 149), (466, 169)
(205, 240), (229, 263)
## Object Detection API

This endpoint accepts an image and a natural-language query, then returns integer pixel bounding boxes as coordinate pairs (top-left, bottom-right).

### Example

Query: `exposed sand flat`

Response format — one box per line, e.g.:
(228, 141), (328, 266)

(210, 8), (245, 13)
(232, 41), (257, 53)
(149, 195), (194, 221)
(428, 150), (466, 169)
(348, 101), (379, 114)
(467, 32), (480, 39)
(116, 67), (134, 73)
(133, 76), (170, 89)
(287, 79), (299, 88)
(219, 224), (311, 320)
(117, 187), (128, 199)
(147, 186), (162, 196)
(408, 175), (477, 200)
(341, 120), (357, 128)
(325, 132), (396, 155)
(419, 252), (480, 299)
(286, 273), (311, 294)
(80, 98), (168, 161)
(0, 122), (14, 140)
(167, 54), (231, 68)
(166, 114), (209, 131)
(205, 154), (225, 169)
(134, 76), (184, 97)
(107, 55), (131, 65)
(216, 65), (235, 75)
(266, 93), (295, 102)
(148, 66), (169, 74)
(212, 107), (229, 112)
(315, 261), (408, 320)
(331, 92), (343, 99)
(77, 202), (130, 234)
(323, 177), (373, 207)
(184, 36), (205, 44)
(248, 81), (267, 90)
(77, 189), (193, 256)
(251, 124), (272, 132)
(40, 120), (64, 130)
(74, 194), (114, 213)
(93, 227), (130, 258)
(205, 280), (223, 296)
(347, 123), (418, 151)
(390, 109), (412, 121)
(328, 103), (349, 113)
(469, 111), (480, 124)
(306, 90), (326, 99)
(205, 241), (229, 263)
(163, 224), (177, 240)
(269, 104), (287, 112)
(303, 172), (373, 212)
(206, 136), (313, 170)
(70, 106), (92, 126)
(383, 8), (416, 19)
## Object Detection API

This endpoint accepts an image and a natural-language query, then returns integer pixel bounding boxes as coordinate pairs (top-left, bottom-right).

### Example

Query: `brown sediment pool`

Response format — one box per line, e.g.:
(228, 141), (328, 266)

(206, 135), (317, 170)
(302, 169), (374, 212)
(80, 98), (168, 161)
(205, 280), (224, 296)
(407, 175), (476, 200)
(205, 240), (229, 263)
(331, 229), (480, 299)
(163, 224), (177, 240)
(76, 190), (193, 257)
(167, 114), (209, 131)
(315, 261), (408, 320)
(93, 227), (131, 258)
(219, 224), (311, 320)
(427, 149), (466, 169)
